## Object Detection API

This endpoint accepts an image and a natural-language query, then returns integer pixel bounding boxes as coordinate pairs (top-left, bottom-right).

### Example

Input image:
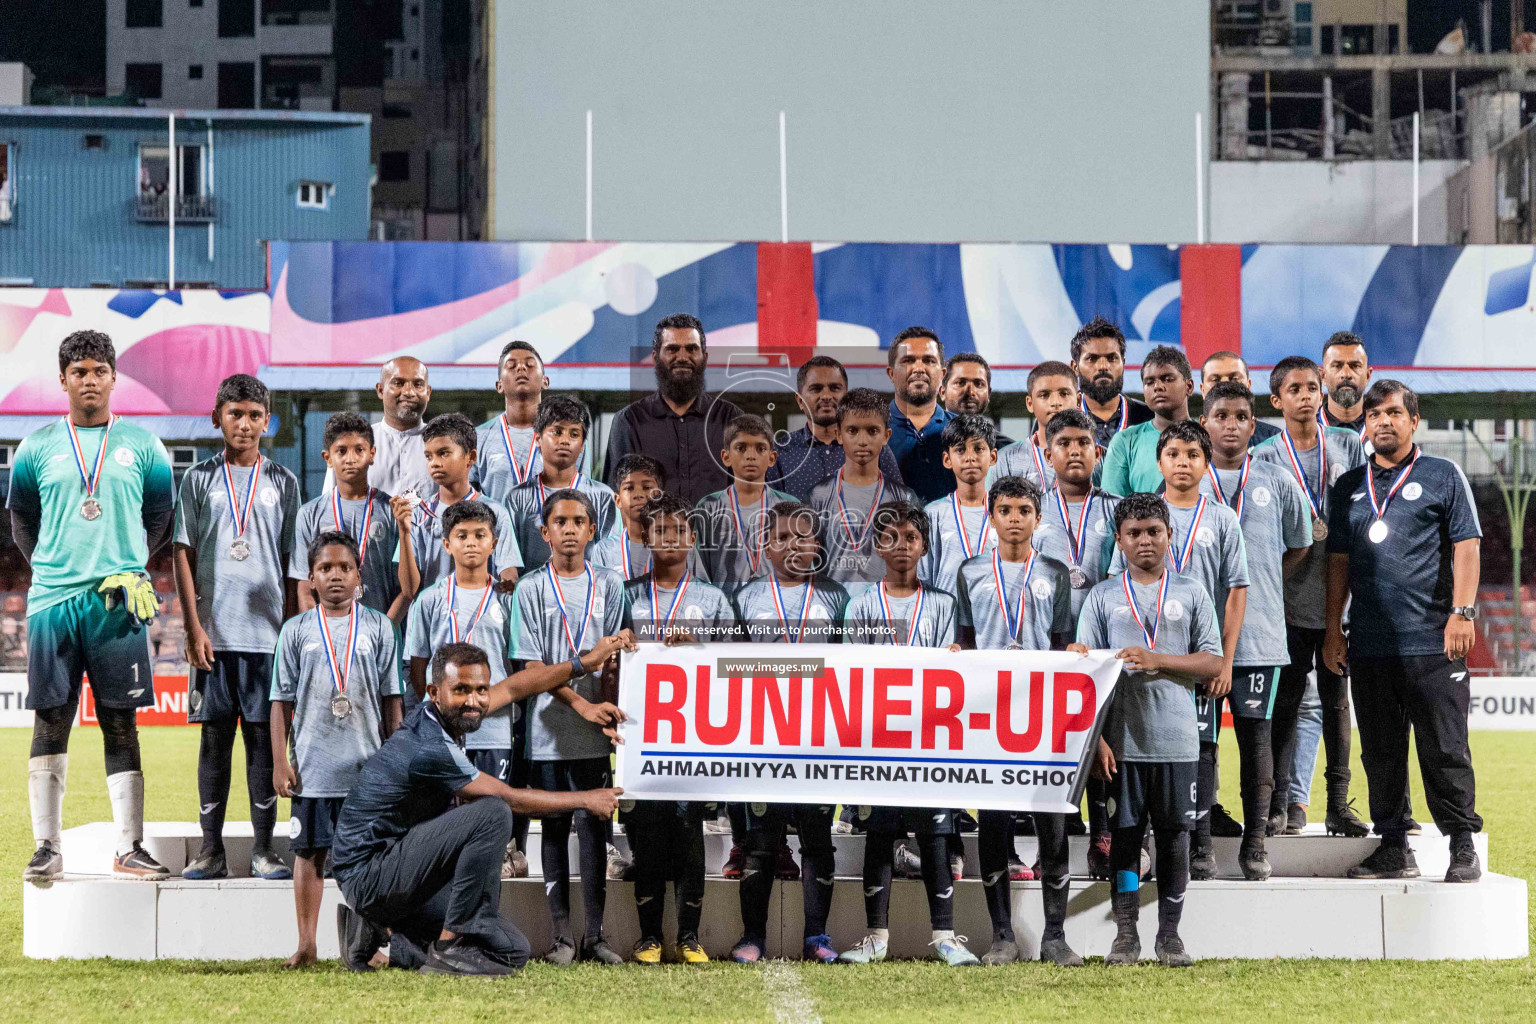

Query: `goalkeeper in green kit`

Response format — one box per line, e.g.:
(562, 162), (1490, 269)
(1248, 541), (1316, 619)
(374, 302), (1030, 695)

(9, 331), (176, 883)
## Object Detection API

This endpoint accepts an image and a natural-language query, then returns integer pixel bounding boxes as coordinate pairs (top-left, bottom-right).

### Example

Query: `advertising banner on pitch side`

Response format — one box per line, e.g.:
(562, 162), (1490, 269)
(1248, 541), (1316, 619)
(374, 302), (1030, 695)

(615, 644), (1122, 814)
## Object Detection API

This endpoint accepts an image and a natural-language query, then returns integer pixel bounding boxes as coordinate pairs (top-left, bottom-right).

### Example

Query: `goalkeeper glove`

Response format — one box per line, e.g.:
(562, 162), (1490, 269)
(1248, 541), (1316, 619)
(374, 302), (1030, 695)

(98, 572), (160, 627)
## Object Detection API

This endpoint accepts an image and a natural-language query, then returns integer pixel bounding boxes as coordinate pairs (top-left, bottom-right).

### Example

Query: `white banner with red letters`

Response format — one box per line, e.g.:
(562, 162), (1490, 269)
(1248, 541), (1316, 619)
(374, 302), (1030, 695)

(614, 643), (1122, 813)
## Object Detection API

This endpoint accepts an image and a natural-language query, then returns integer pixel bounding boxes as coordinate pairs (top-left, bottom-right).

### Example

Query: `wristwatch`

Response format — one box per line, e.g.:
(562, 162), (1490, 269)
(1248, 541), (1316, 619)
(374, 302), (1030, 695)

(1451, 606), (1478, 620)
(568, 655), (588, 678)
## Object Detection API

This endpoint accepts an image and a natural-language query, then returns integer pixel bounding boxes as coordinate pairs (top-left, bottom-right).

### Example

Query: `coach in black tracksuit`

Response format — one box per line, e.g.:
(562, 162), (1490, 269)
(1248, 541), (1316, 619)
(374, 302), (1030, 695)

(1322, 380), (1482, 884)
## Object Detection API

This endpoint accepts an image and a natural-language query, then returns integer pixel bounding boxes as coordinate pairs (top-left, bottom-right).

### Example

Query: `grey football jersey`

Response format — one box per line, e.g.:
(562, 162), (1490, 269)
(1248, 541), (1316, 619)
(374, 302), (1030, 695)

(733, 577), (849, 644)
(511, 563), (625, 761)
(473, 416), (593, 506)
(173, 454), (300, 653)
(843, 583), (957, 647)
(400, 491), (524, 592)
(503, 475), (618, 572)
(956, 551), (1073, 651)
(621, 574), (738, 643)
(694, 486), (796, 594)
(290, 489), (400, 616)
(1030, 488), (1120, 621)
(270, 605), (403, 796)
(1252, 426), (1366, 629)
(1200, 460), (1312, 666)
(590, 525), (712, 584)
(1076, 572), (1221, 763)
(988, 438), (1056, 491)
(808, 473), (917, 588)
(919, 495), (998, 595)
(405, 577), (515, 749)
(1110, 497), (1250, 636)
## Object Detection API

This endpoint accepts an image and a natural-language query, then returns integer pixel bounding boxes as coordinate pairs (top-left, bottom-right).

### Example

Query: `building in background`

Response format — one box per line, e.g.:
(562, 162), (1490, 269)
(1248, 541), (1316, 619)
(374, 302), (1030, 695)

(0, 106), (370, 288)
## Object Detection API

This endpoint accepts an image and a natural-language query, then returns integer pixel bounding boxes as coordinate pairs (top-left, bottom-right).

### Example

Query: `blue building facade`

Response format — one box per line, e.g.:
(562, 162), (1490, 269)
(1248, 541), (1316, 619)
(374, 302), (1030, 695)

(0, 107), (370, 289)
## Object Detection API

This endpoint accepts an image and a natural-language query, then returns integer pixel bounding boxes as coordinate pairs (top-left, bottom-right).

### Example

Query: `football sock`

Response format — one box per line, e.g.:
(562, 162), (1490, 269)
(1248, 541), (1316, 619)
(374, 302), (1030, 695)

(1234, 716), (1274, 840)
(196, 718), (237, 851)
(541, 814), (574, 942)
(1194, 742), (1217, 850)
(977, 810), (1015, 941)
(106, 770), (145, 857)
(918, 833), (954, 931)
(862, 830), (897, 930)
(242, 721), (277, 854)
(1154, 829), (1190, 938)
(576, 807), (608, 941)
(28, 754), (67, 847)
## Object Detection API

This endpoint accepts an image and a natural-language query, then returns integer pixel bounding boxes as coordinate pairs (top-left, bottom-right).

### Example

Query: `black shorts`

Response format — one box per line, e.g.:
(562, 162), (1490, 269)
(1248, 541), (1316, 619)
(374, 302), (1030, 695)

(743, 801), (836, 834)
(467, 747), (513, 785)
(852, 805), (959, 836)
(528, 757), (611, 817)
(1106, 760), (1198, 832)
(620, 799), (712, 827)
(25, 588), (154, 711)
(190, 651), (273, 723)
(289, 795), (346, 854)
(1195, 666), (1281, 740)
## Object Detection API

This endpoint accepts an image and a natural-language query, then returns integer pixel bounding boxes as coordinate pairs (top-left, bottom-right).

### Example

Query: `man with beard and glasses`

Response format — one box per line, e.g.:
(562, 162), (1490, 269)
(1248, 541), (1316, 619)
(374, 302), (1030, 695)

(1320, 332), (1372, 440)
(1200, 352), (1279, 446)
(885, 326), (954, 504)
(604, 313), (743, 505)
(939, 353), (1015, 448)
(1070, 317), (1153, 452)
(325, 357), (434, 501)
(768, 355), (905, 501)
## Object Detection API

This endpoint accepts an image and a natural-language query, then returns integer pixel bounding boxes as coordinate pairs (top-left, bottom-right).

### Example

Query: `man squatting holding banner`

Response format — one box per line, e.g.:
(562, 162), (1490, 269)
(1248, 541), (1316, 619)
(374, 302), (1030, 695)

(14, 318), (1483, 977)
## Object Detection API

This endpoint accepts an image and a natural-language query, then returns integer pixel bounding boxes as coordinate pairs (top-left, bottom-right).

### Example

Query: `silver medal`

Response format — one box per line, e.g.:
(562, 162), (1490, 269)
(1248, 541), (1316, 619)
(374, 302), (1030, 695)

(1311, 518), (1328, 542)
(1007, 641), (1024, 651)
(229, 538), (251, 561)
(330, 693), (352, 720)
(80, 497), (102, 521)
(1069, 566), (1089, 590)
(1367, 519), (1388, 544)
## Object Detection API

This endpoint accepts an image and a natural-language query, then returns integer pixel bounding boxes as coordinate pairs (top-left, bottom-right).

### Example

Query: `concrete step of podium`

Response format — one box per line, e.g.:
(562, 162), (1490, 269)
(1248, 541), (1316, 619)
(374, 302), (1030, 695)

(23, 871), (1529, 962)
(57, 820), (1491, 882)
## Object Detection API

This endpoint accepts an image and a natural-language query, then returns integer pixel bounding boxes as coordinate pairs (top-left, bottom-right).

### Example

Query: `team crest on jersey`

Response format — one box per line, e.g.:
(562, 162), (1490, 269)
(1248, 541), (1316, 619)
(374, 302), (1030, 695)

(1252, 486), (1272, 507)
(260, 486), (280, 507)
(1030, 578), (1052, 600)
(370, 521), (386, 540)
(113, 447), (134, 467)
(1403, 482), (1423, 501)
(1164, 598), (1186, 622)
(1195, 526), (1216, 547)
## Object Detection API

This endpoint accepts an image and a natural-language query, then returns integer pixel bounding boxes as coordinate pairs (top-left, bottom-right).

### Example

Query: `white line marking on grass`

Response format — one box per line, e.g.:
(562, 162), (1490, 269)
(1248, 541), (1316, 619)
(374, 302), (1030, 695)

(762, 961), (823, 1024)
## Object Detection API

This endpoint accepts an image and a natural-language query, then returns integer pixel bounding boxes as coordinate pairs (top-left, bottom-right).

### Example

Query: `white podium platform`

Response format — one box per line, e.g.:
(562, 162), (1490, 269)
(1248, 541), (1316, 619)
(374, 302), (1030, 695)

(24, 821), (1527, 963)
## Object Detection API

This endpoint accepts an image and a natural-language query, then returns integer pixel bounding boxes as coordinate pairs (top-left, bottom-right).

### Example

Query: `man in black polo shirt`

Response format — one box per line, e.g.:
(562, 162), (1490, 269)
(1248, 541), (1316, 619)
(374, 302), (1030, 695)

(330, 642), (625, 976)
(939, 352), (1015, 448)
(604, 313), (744, 504)
(1069, 316), (1154, 451)
(767, 354), (905, 501)
(1323, 380), (1483, 883)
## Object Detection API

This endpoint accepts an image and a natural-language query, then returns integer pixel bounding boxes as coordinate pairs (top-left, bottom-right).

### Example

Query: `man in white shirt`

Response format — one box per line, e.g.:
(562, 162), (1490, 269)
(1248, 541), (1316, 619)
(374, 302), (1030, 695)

(324, 357), (434, 498)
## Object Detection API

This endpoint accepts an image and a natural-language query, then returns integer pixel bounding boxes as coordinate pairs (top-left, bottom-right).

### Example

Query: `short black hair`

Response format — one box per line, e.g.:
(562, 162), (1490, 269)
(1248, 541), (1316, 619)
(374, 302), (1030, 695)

(1204, 381), (1255, 410)
(988, 475), (1043, 516)
(653, 312), (705, 355)
(214, 373), (270, 415)
(889, 326), (942, 367)
(614, 453), (666, 487)
(322, 411), (374, 451)
(837, 387), (890, 426)
(533, 393), (589, 436)
(1156, 419), (1213, 463)
(422, 412), (477, 456)
(766, 500), (818, 535)
(1362, 378), (1419, 419)
(1027, 360), (1077, 394)
(1143, 345), (1192, 382)
(723, 413), (773, 449)
(499, 339), (543, 367)
(540, 486), (597, 525)
(940, 413), (997, 451)
(1322, 330), (1367, 362)
(942, 352), (992, 386)
(638, 492), (695, 534)
(872, 500), (930, 554)
(432, 642), (490, 686)
(1114, 492), (1170, 532)
(1269, 355), (1321, 396)
(442, 498), (497, 539)
(1201, 350), (1247, 376)
(796, 354), (848, 392)
(58, 330), (117, 373)
(307, 529), (360, 571)
(1070, 316), (1125, 362)
(1044, 408), (1096, 444)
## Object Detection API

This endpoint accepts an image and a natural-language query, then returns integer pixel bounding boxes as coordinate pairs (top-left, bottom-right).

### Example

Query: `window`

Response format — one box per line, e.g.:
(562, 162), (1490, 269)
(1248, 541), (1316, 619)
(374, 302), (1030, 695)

(1293, 2), (1311, 22)
(263, 0), (334, 27)
(382, 103), (411, 119)
(0, 143), (13, 224)
(297, 180), (330, 209)
(191, 0), (204, 6)
(260, 55), (332, 110)
(126, 0), (163, 27)
(379, 150), (410, 182)
(189, 64), (204, 80)
(83, 134), (106, 150)
(139, 144), (205, 198)
(124, 63), (163, 100)
(218, 62), (255, 108)
(169, 447), (198, 470)
(219, 0), (254, 37)
(1388, 24), (1400, 54)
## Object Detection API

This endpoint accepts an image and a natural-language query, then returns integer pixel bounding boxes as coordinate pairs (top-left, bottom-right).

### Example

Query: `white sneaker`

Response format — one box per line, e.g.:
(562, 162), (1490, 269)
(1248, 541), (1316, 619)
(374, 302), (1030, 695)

(837, 933), (888, 964)
(506, 847), (529, 878)
(606, 843), (633, 881)
(893, 841), (923, 879)
(703, 815), (733, 834)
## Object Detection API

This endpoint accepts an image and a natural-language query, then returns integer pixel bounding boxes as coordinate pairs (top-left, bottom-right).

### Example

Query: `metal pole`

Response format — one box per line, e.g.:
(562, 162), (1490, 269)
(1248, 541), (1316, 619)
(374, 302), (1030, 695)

(1264, 70), (1272, 158)
(1412, 111), (1421, 244)
(584, 109), (593, 242)
(778, 110), (788, 243)
(206, 120), (214, 263)
(168, 111), (176, 289)
(1323, 74), (1335, 160)
(1195, 111), (1205, 243)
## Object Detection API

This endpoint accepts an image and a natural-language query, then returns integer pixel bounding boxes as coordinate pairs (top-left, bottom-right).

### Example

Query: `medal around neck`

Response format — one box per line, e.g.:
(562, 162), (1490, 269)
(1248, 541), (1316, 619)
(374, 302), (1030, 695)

(80, 497), (102, 521)
(330, 693), (353, 720)
(1311, 518), (1329, 542)
(1368, 519), (1388, 544)
(229, 537), (252, 561)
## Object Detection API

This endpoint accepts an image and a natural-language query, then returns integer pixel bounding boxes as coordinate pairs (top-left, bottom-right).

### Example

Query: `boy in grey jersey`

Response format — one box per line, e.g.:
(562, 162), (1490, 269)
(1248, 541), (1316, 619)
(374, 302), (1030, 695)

(472, 340), (593, 504)
(1078, 494), (1224, 968)
(1196, 384), (1313, 880)
(838, 502), (975, 967)
(594, 453), (713, 582)
(291, 413), (406, 621)
(509, 487), (627, 966)
(988, 361), (1079, 490)
(920, 414), (999, 593)
(694, 416), (794, 595)
(808, 388), (915, 592)
(503, 395), (618, 572)
(270, 532), (404, 968)
(172, 374), (300, 881)
(955, 476), (1079, 967)
(1252, 355), (1370, 837)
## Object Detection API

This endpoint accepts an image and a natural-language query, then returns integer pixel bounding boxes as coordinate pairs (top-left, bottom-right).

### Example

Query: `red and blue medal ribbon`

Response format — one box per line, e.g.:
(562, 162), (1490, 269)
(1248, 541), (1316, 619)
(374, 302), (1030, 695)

(331, 487), (375, 561)
(1366, 446), (1422, 523)
(768, 572), (815, 644)
(64, 414), (116, 501)
(650, 573), (691, 630)
(447, 575), (495, 643)
(421, 487), (479, 521)
(1050, 486), (1096, 569)
(1279, 428), (1327, 523)
(1121, 571), (1169, 650)
(877, 581), (926, 646)
(548, 564), (596, 655)
(834, 468), (885, 549)
(1167, 495), (1207, 575)
(990, 549), (1036, 646)
(498, 413), (540, 486)
(1081, 395), (1129, 433)
(314, 603), (359, 698)
(221, 454), (263, 541)
(619, 532), (651, 580)
(536, 473), (582, 507)
(728, 485), (767, 574)
(950, 492), (990, 559)
(1205, 458), (1250, 523)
